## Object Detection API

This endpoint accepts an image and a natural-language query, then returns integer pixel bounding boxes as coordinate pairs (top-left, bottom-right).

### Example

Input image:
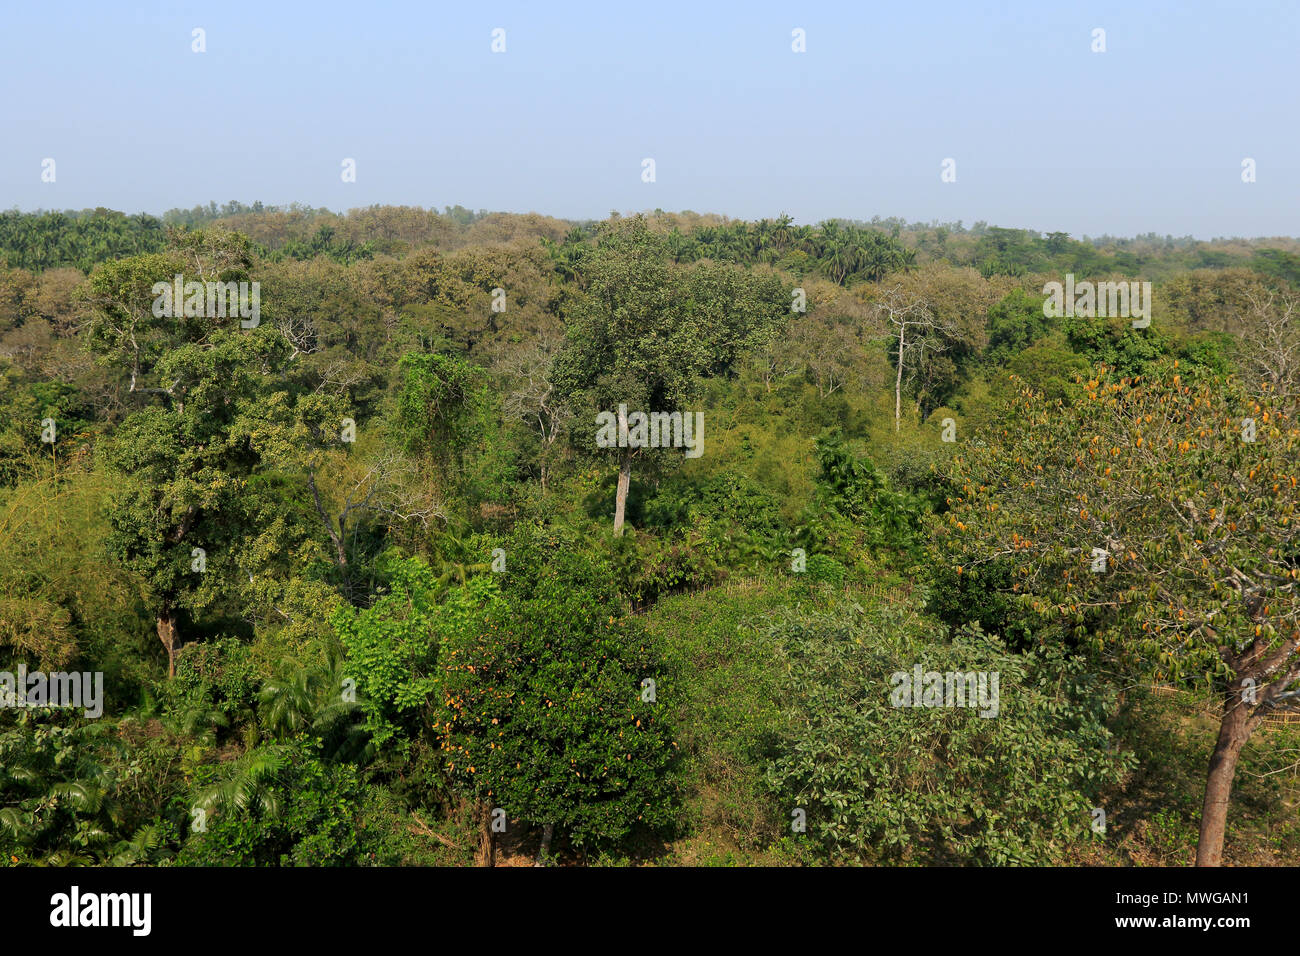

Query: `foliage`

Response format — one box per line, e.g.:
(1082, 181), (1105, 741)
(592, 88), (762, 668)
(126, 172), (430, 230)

(430, 529), (681, 850)
(763, 606), (1133, 864)
(4, 205), (1300, 867)
(182, 740), (370, 866)
(330, 551), (448, 751)
(809, 430), (925, 556)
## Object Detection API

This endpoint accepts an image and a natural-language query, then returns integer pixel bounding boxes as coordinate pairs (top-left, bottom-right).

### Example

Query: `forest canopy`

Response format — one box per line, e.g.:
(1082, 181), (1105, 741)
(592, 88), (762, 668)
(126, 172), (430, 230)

(3, 203), (1300, 868)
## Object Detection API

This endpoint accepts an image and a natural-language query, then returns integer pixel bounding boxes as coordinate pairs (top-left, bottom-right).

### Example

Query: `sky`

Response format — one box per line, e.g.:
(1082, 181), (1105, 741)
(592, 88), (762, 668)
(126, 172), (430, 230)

(1, 0), (1296, 238)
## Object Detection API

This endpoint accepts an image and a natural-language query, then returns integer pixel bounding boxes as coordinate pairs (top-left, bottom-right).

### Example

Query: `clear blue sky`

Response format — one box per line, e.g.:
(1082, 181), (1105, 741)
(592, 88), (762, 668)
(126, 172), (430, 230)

(1, 0), (1295, 238)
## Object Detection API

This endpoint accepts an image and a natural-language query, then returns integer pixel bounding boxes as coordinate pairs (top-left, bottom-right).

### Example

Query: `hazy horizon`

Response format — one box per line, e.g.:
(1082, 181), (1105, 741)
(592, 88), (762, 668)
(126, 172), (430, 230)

(7, 200), (1299, 247)
(3, 0), (1296, 241)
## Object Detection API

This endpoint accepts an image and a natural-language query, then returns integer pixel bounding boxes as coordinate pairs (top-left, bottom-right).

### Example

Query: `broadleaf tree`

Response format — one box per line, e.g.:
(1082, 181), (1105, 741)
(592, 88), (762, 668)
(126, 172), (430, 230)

(934, 361), (1300, 866)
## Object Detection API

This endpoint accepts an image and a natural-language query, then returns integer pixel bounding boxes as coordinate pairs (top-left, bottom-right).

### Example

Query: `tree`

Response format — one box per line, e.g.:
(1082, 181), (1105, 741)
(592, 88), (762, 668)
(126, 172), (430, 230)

(874, 285), (960, 432)
(499, 334), (571, 494)
(85, 235), (290, 676)
(394, 352), (486, 481)
(430, 529), (679, 861)
(554, 216), (785, 534)
(553, 218), (702, 535)
(985, 288), (1053, 366)
(1240, 288), (1300, 401)
(935, 361), (1300, 865)
(330, 551), (446, 752)
(764, 606), (1129, 864)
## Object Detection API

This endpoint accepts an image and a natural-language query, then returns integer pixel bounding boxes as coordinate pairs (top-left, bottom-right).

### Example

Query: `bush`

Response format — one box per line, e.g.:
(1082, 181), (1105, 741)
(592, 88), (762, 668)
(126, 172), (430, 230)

(763, 604), (1133, 864)
(644, 583), (792, 855)
(606, 528), (723, 608)
(180, 741), (369, 866)
(809, 430), (925, 558)
(165, 637), (261, 743)
(643, 471), (786, 543)
(331, 550), (445, 751)
(431, 528), (682, 853)
(804, 553), (847, 586)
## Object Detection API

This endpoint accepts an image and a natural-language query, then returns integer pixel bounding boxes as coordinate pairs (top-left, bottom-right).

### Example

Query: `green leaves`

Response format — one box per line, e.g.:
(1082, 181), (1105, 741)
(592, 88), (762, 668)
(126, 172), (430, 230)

(764, 606), (1131, 864)
(331, 551), (458, 751)
(430, 529), (680, 850)
(555, 216), (789, 418)
(83, 238), (322, 663)
(0, 712), (131, 864)
(393, 351), (487, 467)
(180, 739), (369, 867)
(811, 430), (925, 556)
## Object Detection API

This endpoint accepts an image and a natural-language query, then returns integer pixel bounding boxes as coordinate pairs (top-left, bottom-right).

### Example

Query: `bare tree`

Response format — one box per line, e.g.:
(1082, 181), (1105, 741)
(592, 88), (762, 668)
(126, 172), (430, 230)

(307, 451), (443, 573)
(749, 331), (805, 393)
(874, 286), (959, 432)
(797, 319), (859, 398)
(499, 335), (571, 494)
(276, 311), (320, 362)
(312, 356), (372, 395)
(1242, 289), (1300, 401)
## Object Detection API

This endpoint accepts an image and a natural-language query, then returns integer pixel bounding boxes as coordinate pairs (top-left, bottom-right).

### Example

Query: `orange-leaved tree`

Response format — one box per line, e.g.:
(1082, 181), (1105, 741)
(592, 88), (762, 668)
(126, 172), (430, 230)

(932, 361), (1300, 866)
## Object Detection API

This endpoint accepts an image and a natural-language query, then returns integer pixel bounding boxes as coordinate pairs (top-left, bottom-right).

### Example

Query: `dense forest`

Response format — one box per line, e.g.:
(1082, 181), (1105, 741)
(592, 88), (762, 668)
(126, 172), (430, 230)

(3, 203), (1300, 867)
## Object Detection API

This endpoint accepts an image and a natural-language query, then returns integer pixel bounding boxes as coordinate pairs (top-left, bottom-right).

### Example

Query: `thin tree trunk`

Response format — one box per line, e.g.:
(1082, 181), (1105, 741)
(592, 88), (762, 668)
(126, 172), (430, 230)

(613, 416), (632, 535)
(333, 520), (348, 568)
(1195, 692), (1251, 866)
(895, 324), (906, 433)
(535, 822), (555, 866)
(156, 607), (178, 679)
(308, 470), (348, 568)
(477, 802), (496, 868)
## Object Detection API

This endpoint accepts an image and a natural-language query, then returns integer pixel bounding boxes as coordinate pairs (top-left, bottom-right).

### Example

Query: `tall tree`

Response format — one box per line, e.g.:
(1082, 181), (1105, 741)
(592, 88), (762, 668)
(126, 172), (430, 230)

(554, 216), (785, 534)
(936, 362), (1300, 866)
(84, 233), (286, 676)
(874, 285), (960, 432)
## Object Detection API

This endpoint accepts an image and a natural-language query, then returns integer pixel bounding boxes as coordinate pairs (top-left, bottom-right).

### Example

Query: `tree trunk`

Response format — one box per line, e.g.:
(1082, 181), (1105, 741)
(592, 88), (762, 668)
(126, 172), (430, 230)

(613, 442), (632, 537)
(895, 324), (906, 433)
(535, 822), (555, 866)
(156, 607), (178, 679)
(477, 802), (496, 868)
(332, 521), (348, 569)
(307, 469), (347, 569)
(1195, 691), (1251, 866)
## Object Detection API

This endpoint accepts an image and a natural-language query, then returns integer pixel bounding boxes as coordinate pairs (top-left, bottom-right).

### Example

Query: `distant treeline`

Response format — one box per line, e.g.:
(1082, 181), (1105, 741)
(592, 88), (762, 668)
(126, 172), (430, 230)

(2, 204), (1299, 286)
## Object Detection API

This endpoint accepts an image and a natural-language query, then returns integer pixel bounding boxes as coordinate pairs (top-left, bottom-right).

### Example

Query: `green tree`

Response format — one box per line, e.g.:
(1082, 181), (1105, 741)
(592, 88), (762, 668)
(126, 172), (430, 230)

(85, 235), (292, 675)
(935, 362), (1300, 866)
(431, 529), (679, 860)
(555, 216), (786, 534)
(764, 606), (1129, 864)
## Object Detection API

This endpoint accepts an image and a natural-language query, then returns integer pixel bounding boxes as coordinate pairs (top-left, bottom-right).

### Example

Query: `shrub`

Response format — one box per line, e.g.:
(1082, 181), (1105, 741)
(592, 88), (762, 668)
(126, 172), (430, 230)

(804, 553), (847, 587)
(180, 741), (369, 866)
(431, 529), (681, 852)
(763, 605), (1133, 864)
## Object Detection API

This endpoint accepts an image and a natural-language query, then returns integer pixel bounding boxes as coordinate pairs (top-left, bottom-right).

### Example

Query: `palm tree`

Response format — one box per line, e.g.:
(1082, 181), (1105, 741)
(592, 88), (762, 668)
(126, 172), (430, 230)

(260, 654), (372, 763)
(0, 714), (126, 864)
(773, 214), (794, 254)
(108, 824), (173, 866)
(190, 745), (291, 822)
